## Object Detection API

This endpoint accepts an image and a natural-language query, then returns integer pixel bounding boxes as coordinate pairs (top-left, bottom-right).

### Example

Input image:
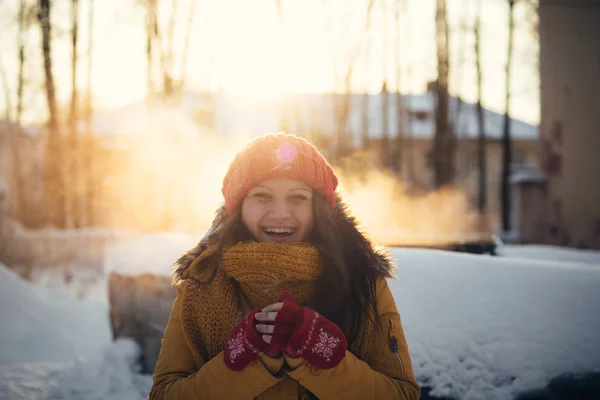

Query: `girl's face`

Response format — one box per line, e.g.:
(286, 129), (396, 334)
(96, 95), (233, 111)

(241, 178), (313, 244)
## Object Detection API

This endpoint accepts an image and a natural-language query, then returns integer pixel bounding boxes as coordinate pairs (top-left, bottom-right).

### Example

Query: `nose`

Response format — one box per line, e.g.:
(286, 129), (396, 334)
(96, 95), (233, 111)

(269, 197), (291, 220)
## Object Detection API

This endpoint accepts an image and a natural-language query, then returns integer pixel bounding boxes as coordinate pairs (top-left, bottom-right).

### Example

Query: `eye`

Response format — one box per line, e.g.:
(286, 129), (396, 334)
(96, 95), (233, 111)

(253, 192), (272, 201)
(289, 194), (309, 202)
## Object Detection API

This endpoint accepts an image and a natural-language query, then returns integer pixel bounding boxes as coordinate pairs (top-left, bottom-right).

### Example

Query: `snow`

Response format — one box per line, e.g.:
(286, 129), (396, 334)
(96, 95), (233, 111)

(0, 263), (152, 400)
(498, 244), (600, 266)
(1, 235), (599, 400)
(104, 231), (198, 277)
(389, 248), (600, 399)
(509, 168), (547, 185)
(86, 101), (204, 139)
(88, 91), (538, 142)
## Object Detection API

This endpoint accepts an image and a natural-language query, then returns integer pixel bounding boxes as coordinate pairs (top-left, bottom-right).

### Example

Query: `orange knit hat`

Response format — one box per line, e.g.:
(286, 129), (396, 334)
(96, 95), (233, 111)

(222, 133), (338, 214)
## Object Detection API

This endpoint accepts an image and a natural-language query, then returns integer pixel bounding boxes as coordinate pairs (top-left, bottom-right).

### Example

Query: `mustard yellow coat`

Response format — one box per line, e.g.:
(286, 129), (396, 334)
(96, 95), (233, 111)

(150, 276), (421, 400)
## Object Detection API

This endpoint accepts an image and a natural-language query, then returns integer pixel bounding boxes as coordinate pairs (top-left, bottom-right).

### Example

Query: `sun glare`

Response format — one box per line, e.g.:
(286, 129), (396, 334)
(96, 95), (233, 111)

(210, 0), (332, 98)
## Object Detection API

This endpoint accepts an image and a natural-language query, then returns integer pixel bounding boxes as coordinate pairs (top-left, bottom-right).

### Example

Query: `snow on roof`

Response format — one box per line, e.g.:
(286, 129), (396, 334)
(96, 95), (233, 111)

(86, 99), (204, 139)
(212, 91), (538, 141)
(84, 91), (538, 142)
(510, 168), (548, 184)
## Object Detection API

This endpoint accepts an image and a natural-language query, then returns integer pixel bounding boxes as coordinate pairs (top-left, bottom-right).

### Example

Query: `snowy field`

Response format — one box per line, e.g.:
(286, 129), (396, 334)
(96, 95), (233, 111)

(1, 235), (600, 400)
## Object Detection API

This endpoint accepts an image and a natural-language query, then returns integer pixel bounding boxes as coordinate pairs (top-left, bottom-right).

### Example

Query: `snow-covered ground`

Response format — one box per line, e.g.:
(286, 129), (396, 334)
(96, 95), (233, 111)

(1, 235), (599, 400)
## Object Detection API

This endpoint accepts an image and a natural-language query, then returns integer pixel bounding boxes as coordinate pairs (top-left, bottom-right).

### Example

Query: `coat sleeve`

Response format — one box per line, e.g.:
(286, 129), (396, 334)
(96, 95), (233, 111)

(287, 277), (421, 400)
(149, 286), (282, 400)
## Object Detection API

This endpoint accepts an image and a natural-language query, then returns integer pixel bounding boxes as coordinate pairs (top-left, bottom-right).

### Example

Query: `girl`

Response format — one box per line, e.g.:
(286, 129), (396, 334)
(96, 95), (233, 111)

(150, 133), (420, 399)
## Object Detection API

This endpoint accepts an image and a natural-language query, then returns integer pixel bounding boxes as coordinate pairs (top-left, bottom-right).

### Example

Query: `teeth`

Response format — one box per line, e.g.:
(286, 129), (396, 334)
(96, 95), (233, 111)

(264, 228), (295, 234)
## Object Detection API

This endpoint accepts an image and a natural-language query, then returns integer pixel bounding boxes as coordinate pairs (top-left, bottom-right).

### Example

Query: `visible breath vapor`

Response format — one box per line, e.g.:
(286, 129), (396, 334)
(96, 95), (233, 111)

(101, 135), (481, 245)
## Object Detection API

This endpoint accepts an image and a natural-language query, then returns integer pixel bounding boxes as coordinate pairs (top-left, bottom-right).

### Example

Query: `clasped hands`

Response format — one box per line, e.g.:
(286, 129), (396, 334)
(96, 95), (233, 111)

(224, 291), (347, 371)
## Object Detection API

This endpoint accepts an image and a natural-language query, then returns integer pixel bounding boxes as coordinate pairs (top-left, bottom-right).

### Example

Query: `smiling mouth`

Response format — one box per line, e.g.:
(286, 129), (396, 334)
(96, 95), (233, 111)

(261, 227), (297, 238)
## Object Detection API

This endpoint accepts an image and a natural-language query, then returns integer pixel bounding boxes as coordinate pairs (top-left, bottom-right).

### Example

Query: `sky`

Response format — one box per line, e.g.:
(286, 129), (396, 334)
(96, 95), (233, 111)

(0, 0), (539, 126)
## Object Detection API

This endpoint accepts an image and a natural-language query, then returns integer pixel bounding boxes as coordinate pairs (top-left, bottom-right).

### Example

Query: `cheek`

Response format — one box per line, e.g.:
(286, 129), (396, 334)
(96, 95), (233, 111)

(241, 201), (262, 233)
(297, 203), (314, 231)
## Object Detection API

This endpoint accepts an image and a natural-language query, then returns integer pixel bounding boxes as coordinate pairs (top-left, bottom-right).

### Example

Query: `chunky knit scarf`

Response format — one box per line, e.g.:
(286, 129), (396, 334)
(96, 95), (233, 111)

(179, 241), (374, 367)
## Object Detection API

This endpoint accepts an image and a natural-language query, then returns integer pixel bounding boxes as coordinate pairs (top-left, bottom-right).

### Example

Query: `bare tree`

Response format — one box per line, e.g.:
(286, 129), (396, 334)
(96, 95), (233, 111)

(84, 0), (95, 227)
(143, 0), (200, 98)
(380, 0), (390, 170)
(16, 0), (28, 127)
(0, 55), (11, 121)
(391, 0), (405, 176)
(474, 0), (487, 215)
(432, 0), (455, 188)
(38, 0), (66, 228)
(162, 0), (179, 94)
(11, 0), (29, 224)
(179, 0), (198, 90)
(144, 0), (158, 98)
(329, 0), (375, 161)
(67, 0), (80, 228)
(501, 0), (515, 232)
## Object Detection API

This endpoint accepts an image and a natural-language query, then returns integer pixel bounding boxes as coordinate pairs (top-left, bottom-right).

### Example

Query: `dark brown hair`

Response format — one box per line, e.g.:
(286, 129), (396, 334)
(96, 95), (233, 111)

(173, 191), (395, 349)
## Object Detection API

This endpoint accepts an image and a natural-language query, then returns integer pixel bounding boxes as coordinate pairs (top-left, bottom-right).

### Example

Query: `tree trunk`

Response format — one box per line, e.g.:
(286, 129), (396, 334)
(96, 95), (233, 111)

(163, 0), (179, 95)
(179, 0), (198, 90)
(145, 0), (158, 98)
(68, 0), (80, 228)
(0, 54), (11, 121)
(84, 0), (95, 227)
(380, 1), (389, 169)
(432, 0), (455, 188)
(381, 81), (390, 169)
(392, 0), (404, 176)
(475, 0), (487, 215)
(361, 92), (369, 150)
(38, 0), (66, 228)
(501, 0), (515, 232)
(12, 0), (29, 225)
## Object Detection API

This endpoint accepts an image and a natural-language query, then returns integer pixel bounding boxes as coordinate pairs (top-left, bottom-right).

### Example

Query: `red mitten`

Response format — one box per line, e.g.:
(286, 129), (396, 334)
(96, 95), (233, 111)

(223, 309), (270, 371)
(269, 291), (304, 349)
(271, 291), (348, 369)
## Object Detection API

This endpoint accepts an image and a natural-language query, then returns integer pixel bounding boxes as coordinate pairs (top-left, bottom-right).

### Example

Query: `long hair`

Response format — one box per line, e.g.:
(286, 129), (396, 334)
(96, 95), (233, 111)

(173, 190), (395, 349)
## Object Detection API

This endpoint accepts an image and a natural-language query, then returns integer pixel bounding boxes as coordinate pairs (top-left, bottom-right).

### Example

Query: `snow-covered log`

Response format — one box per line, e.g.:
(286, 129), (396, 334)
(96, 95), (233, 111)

(108, 271), (175, 373)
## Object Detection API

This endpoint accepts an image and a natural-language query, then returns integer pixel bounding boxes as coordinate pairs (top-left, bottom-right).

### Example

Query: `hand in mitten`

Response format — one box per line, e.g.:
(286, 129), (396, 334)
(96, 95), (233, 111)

(223, 309), (270, 371)
(256, 291), (348, 369)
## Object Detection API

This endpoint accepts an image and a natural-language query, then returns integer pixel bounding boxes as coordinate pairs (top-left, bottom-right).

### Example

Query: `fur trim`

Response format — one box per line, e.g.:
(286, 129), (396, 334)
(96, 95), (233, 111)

(331, 192), (396, 279)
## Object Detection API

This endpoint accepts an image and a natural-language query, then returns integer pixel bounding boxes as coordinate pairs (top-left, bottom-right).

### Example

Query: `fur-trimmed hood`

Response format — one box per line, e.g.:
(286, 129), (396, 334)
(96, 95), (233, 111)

(173, 193), (395, 283)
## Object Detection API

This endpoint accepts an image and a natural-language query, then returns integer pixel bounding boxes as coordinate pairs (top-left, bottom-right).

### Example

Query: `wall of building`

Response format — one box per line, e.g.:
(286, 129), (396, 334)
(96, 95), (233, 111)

(540, 1), (600, 249)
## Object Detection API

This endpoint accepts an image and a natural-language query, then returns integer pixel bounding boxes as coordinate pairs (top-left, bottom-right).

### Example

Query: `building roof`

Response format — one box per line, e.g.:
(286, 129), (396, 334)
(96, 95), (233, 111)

(86, 91), (539, 142)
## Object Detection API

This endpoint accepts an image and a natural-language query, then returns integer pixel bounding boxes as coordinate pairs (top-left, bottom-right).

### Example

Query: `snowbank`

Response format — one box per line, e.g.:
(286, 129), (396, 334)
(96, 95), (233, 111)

(3, 243), (600, 400)
(498, 244), (600, 266)
(104, 231), (198, 277)
(0, 262), (151, 399)
(0, 264), (110, 364)
(389, 248), (600, 400)
(0, 219), (124, 269)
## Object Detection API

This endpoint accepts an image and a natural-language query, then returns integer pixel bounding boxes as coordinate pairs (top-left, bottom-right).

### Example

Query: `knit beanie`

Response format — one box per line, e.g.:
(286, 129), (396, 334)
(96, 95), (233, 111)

(222, 133), (338, 214)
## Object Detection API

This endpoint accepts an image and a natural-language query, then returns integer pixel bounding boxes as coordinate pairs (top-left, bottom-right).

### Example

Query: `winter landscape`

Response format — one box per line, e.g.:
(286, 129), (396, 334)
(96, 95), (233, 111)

(1, 232), (599, 400)
(2, 0), (600, 399)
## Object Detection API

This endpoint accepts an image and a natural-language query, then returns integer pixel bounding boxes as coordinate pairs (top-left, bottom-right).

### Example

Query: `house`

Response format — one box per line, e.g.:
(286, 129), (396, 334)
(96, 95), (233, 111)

(191, 88), (539, 229)
(84, 89), (539, 233)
